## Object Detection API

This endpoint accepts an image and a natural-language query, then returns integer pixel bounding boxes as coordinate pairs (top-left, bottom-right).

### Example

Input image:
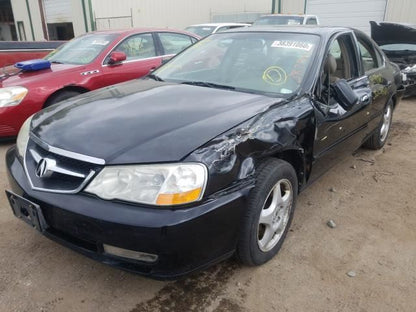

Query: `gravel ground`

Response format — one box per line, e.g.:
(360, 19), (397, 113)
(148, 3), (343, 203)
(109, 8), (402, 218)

(0, 98), (415, 312)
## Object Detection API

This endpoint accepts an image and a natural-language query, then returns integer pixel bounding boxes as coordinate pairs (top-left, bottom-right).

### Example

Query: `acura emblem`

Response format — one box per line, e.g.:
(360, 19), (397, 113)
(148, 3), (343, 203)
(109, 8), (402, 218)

(35, 158), (56, 178)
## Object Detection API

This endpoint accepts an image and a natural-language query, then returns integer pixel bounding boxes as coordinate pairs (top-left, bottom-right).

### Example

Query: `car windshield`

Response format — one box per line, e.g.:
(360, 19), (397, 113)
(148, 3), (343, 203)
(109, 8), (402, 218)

(253, 16), (304, 26)
(185, 26), (216, 37)
(154, 32), (320, 97)
(380, 43), (416, 51)
(45, 33), (117, 65)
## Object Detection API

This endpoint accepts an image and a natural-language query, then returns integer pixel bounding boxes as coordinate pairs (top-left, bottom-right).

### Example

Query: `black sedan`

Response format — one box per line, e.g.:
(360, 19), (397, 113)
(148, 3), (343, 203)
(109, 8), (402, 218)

(6, 26), (403, 279)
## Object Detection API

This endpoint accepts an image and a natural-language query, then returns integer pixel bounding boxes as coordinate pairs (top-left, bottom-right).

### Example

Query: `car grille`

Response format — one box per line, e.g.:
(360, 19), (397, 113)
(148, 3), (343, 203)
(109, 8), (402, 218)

(24, 138), (102, 193)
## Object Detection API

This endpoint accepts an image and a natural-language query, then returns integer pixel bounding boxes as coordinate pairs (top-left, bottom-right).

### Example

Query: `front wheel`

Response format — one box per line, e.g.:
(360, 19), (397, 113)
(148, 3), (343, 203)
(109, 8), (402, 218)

(236, 159), (298, 266)
(364, 99), (393, 150)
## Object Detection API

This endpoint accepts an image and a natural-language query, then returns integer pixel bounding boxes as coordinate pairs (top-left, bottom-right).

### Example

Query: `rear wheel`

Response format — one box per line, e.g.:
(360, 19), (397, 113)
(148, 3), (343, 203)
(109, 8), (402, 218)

(364, 99), (393, 150)
(44, 90), (82, 108)
(236, 159), (297, 266)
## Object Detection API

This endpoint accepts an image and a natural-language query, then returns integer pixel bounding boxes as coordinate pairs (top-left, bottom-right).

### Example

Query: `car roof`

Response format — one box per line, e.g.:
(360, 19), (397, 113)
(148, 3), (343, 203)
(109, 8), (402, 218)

(88, 27), (199, 38)
(187, 23), (251, 27)
(224, 25), (352, 36)
(258, 14), (317, 18)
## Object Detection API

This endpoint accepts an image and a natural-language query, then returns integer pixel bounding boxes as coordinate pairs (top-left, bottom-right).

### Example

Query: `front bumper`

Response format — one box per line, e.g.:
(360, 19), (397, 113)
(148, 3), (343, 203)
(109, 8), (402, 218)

(0, 100), (37, 137)
(6, 146), (251, 279)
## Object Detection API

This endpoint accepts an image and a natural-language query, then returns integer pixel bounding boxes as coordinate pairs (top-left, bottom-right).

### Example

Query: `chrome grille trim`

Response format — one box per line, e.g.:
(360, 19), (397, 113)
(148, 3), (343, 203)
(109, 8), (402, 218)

(23, 167), (96, 194)
(30, 133), (106, 165)
(23, 137), (99, 194)
(29, 149), (87, 179)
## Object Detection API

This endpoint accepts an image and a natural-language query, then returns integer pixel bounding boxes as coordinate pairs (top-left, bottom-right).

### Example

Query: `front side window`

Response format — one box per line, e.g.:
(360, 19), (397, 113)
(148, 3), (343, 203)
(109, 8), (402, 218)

(155, 32), (320, 97)
(319, 34), (359, 105)
(113, 33), (156, 61)
(158, 33), (194, 55)
(46, 33), (117, 65)
(326, 33), (359, 82)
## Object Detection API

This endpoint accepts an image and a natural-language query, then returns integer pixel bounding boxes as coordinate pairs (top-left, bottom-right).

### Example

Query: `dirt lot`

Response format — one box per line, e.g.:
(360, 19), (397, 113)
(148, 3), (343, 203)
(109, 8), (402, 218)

(0, 99), (415, 312)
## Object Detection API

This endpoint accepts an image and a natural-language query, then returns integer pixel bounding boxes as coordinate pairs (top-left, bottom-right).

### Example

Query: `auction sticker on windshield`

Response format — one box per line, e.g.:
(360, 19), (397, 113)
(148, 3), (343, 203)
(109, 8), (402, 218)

(271, 40), (313, 51)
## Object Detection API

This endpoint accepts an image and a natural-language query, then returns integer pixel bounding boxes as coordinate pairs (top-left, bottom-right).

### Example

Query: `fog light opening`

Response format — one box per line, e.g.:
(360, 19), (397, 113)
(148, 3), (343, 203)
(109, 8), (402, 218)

(103, 244), (158, 263)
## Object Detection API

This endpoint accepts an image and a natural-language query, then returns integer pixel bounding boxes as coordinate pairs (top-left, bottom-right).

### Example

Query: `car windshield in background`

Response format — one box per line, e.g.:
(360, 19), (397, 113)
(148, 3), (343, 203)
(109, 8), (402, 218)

(253, 16), (304, 26)
(46, 33), (117, 65)
(380, 43), (416, 51)
(185, 26), (216, 37)
(155, 32), (319, 97)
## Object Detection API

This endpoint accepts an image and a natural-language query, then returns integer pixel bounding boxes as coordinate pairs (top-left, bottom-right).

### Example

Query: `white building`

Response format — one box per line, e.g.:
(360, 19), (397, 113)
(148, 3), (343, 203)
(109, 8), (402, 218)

(2, 0), (416, 41)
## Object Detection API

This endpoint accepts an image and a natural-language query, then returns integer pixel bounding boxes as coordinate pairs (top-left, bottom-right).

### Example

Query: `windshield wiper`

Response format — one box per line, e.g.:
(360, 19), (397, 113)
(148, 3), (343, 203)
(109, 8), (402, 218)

(147, 73), (164, 81)
(181, 81), (235, 90)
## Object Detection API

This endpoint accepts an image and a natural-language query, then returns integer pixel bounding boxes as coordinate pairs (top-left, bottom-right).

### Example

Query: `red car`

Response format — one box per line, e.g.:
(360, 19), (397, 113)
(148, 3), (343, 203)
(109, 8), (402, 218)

(0, 28), (199, 138)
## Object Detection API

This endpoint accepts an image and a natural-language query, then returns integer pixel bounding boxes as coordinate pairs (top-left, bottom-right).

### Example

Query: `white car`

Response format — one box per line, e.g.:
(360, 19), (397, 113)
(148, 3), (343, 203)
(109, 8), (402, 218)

(253, 14), (319, 26)
(185, 23), (251, 37)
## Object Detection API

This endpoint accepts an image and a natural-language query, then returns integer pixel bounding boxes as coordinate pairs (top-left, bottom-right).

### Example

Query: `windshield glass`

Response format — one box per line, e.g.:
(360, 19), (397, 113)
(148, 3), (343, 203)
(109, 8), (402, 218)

(253, 16), (304, 26)
(185, 26), (216, 37)
(45, 33), (117, 65)
(154, 32), (320, 97)
(380, 43), (416, 51)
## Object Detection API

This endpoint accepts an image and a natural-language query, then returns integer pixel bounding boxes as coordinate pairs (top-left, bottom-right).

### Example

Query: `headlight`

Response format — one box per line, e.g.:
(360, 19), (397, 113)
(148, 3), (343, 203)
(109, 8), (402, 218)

(85, 163), (207, 206)
(16, 115), (33, 158)
(0, 86), (28, 107)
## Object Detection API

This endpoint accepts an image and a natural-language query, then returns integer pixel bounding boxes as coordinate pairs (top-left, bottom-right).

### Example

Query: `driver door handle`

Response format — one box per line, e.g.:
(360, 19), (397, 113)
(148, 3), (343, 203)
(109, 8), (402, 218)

(361, 94), (370, 104)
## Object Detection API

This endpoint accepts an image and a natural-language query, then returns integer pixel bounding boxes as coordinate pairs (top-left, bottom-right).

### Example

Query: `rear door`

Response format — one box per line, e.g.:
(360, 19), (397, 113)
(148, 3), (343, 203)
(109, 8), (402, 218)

(310, 32), (372, 181)
(155, 32), (197, 62)
(354, 32), (390, 136)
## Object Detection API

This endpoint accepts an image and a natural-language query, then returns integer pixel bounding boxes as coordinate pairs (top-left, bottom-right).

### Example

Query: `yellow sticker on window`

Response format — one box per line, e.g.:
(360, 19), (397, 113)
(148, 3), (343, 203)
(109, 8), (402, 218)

(262, 66), (287, 86)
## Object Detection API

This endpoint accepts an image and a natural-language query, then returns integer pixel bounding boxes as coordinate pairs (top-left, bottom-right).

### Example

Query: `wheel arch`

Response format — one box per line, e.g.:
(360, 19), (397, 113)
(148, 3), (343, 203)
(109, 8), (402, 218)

(44, 86), (90, 108)
(390, 91), (399, 110)
(268, 148), (307, 192)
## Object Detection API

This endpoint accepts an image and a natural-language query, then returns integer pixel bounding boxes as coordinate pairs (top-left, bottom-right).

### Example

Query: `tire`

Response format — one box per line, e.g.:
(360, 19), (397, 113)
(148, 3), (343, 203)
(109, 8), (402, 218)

(236, 158), (298, 266)
(364, 99), (393, 150)
(44, 90), (81, 108)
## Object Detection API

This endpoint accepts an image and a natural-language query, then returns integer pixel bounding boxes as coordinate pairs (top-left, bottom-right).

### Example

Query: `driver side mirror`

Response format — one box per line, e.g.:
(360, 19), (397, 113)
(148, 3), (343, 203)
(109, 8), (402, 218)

(331, 79), (359, 110)
(108, 51), (126, 65)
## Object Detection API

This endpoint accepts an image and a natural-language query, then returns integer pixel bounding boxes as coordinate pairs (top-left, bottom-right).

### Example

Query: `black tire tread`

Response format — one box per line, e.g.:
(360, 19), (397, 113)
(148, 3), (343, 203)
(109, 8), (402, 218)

(363, 99), (393, 150)
(236, 158), (297, 266)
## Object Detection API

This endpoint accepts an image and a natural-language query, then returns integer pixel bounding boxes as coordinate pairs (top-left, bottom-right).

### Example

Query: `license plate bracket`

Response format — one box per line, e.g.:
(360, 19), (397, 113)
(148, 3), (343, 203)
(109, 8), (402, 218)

(6, 190), (48, 233)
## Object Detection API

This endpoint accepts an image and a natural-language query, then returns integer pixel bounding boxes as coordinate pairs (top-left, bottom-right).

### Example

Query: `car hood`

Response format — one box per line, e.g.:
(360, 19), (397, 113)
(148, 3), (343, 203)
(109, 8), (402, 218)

(31, 79), (281, 164)
(370, 21), (416, 46)
(0, 63), (82, 87)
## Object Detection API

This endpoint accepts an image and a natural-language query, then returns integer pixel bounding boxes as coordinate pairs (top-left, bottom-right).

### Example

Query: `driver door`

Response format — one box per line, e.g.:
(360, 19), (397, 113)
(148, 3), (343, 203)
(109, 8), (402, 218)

(97, 33), (162, 89)
(310, 32), (372, 181)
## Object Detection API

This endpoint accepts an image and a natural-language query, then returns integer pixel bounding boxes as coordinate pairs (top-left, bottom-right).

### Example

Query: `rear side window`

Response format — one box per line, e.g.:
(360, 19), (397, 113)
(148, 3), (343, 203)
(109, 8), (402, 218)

(159, 33), (194, 55)
(357, 36), (380, 72)
(216, 26), (232, 33)
(306, 18), (317, 25)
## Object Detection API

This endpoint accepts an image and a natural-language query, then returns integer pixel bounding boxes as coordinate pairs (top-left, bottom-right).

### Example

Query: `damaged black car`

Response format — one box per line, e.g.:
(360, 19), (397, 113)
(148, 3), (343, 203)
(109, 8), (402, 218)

(6, 27), (403, 279)
(371, 21), (416, 96)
